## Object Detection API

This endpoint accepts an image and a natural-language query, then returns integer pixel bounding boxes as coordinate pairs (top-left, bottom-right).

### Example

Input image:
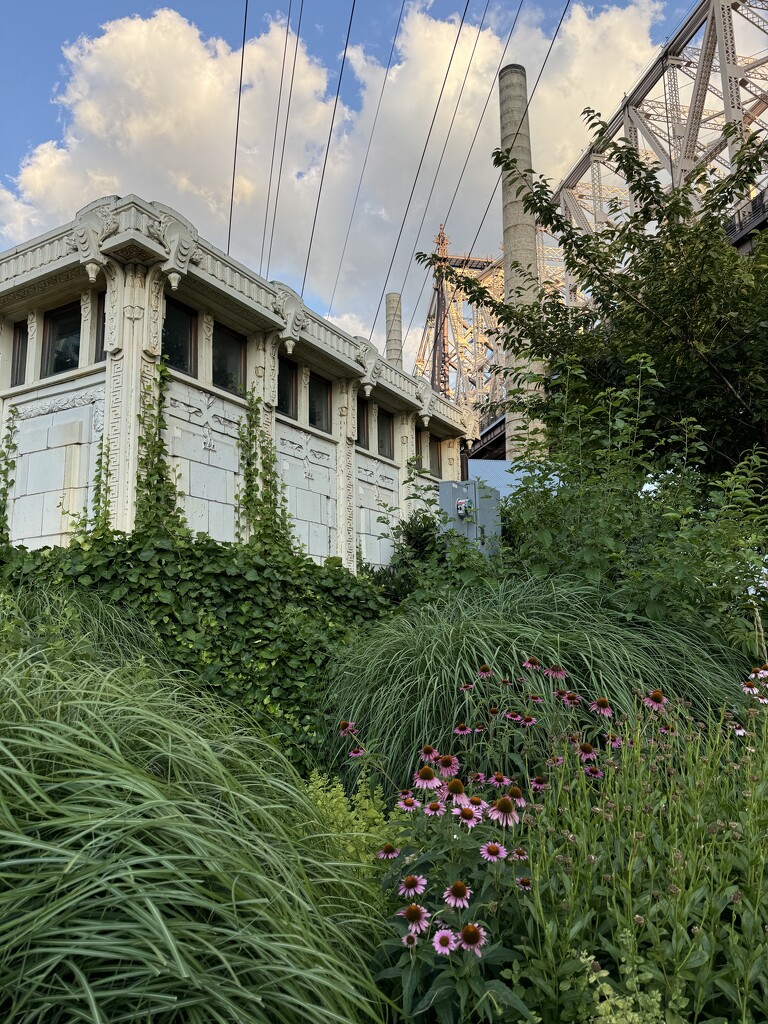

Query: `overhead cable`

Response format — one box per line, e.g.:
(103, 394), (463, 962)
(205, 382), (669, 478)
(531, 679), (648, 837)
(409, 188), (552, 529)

(226, 0), (250, 256)
(327, 0), (407, 317)
(301, 0), (358, 299)
(367, 0), (472, 343)
(259, 1), (293, 276)
(266, 0), (306, 280)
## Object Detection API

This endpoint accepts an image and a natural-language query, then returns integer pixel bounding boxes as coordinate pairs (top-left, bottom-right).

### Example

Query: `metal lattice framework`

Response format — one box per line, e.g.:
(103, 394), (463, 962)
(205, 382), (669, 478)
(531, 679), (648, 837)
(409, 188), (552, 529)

(415, 0), (768, 404)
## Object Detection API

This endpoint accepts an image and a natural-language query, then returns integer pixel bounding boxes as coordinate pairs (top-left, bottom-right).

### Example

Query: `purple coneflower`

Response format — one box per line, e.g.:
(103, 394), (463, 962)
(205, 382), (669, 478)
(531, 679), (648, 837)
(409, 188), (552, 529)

(397, 903), (431, 934)
(507, 785), (526, 808)
(376, 844), (400, 859)
(488, 796), (519, 827)
(522, 657), (541, 671)
(555, 689), (569, 702)
(474, 725), (486, 734)
(511, 847), (528, 861)
(459, 923), (488, 957)
(515, 877), (532, 891)
(454, 723), (473, 736)
(578, 742), (598, 762)
(547, 755), (564, 767)
(742, 681), (760, 697)
(643, 689), (667, 712)
(418, 744), (440, 762)
(530, 775), (548, 791)
(467, 795), (488, 812)
(452, 805), (483, 829)
(605, 733), (622, 749)
(490, 771), (511, 788)
(563, 691), (581, 707)
(424, 799), (446, 817)
(584, 765), (604, 779)
(413, 765), (442, 790)
(729, 722), (747, 736)
(589, 697), (613, 717)
(445, 778), (469, 805)
(397, 796), (421, 812)
(401, 933), (418, 948)
(520, 714), (537, 727)
(348, 746), (365, 758)
(545, 665), (568, 680)
(488, 706), (500, 717)
(437, 754), (460, 778)
(499, 677), (513, 686)
(398, 874), (427, 898)
(477, 664), (493, 678)
(480, 841), (508, 862)
(443, 880), (473, 908)
(504, 711), (522, 722)
(339, 720), (357, 737)
(459, 683), (475, 692)
(433, 929), (458, 955)
(529, 694), (544, 703)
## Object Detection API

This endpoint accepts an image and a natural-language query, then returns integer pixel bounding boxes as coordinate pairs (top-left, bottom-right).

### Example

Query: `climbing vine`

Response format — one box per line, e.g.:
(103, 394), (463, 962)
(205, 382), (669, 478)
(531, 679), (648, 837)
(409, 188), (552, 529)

(0, 406), (18, 549)
(235, 389), (293, 551)
(134, 362), (187, 536)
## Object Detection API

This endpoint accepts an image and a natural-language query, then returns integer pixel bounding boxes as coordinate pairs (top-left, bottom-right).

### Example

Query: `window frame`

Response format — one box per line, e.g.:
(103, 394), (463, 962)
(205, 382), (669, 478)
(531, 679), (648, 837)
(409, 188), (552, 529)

(95, 290), (107, 363)
(377, 407), (394, 461)
(308, 371), (332, 434)
(212, 320), (246, 395)
(11, 320), (28, 387)
(162, 295), (198, 378)
(356, 395), (369, 449)
(41, 301), (82, 379)
(277, 356), (298, 420)
(429, 434), (443, 478)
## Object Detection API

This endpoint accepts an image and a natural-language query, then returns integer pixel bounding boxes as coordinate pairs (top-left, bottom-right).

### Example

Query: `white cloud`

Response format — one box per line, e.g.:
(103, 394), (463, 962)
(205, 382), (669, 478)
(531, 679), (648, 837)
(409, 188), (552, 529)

(0, 2), (661, 363)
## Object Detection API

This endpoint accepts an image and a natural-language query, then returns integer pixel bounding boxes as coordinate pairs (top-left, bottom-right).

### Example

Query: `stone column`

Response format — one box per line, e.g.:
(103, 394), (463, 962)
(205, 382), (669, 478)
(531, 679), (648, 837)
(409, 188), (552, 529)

(385, 292), (403, 368)
(337, 378), (358, 570)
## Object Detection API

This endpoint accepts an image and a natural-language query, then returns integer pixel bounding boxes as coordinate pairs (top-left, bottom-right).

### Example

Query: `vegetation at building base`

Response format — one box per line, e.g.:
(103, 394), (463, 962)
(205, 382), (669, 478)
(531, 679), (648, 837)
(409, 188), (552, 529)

(0, 590), (386, 1024)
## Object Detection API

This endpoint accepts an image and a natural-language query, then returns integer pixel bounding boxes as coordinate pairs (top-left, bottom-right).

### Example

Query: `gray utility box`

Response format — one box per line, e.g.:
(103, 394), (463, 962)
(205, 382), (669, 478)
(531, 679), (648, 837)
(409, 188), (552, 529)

(439, 480), (501, 556)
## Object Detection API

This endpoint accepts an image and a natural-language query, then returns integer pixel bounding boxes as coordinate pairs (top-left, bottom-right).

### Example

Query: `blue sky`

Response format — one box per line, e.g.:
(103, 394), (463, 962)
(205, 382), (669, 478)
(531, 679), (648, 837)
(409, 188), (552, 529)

(0, 1), (679, 350)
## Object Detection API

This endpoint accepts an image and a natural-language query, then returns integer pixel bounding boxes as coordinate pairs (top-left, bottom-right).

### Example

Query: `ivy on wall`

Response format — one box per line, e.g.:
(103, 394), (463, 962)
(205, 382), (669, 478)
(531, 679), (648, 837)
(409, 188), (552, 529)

(0, 371), (387, 768)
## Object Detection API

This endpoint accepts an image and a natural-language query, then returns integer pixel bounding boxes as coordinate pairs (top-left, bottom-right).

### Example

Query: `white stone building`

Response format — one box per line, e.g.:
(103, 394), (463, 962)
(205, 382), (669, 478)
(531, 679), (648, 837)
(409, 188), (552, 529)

(0, 195), (473, 567)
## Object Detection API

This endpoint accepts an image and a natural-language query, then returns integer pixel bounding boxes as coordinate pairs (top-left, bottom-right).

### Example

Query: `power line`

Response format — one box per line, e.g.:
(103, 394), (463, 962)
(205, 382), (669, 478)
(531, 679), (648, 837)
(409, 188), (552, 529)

(259, 1), (293, 276)
(266, 0), (306, 280)
(422, 0), (573, 390)
(327, 0), (407, 318)
(394, 0), (491, 300)
(226, 0), (249, 256)
(301, 0), (357, 299)
(367, 0), (472, 344)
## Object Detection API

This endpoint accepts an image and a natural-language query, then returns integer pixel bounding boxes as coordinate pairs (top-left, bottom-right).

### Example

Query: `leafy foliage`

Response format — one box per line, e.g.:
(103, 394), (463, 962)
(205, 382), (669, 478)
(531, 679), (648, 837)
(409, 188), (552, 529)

(327, 577), (748, 783)
(367, 692), (768, 1022)
(0, 406), (18, 550)
(0, 591), (386, 1024)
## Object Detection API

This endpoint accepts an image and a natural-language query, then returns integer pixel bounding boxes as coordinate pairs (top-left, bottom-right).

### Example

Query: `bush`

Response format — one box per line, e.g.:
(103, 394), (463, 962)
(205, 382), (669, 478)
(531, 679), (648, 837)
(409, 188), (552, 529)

(327, 576), (748, 784)
(0, 593), (386, 1024)
(367, 681), (768, 1022)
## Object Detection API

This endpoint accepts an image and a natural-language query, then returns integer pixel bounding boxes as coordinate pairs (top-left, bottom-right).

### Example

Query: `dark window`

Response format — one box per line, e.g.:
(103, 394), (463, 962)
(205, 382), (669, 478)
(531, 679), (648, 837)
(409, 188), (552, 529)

(415, 429), (425, 471)
(356, 396), (369, 448)
(277, 356), (298, 419)
(377, 408), (394, 460)
(41, 302), (81, 378)
(309, 372), (332, 433)
(429, 434), (442, 478)
(162, 297), (197, 376)
(95, 291), (106, 362)
(213, 322), (246, 394)
(11, 321), (28, 387)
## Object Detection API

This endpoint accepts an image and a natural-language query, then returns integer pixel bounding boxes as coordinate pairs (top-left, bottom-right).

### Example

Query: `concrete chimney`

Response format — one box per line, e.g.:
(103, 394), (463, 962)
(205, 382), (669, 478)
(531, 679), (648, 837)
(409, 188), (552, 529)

(498, 64), (538, 303)
(385, 292), (403, 369)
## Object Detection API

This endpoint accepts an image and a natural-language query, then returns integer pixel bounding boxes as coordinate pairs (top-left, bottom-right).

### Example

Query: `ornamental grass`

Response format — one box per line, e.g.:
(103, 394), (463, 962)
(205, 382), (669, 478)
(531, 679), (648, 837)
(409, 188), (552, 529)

(326, 576), (747, 781)
(0, 591), (385, 1024)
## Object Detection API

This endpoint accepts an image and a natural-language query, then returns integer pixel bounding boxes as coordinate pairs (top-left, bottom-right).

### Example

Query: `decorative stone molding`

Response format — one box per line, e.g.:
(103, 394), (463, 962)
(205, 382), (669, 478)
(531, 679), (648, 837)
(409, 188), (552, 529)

(353, 336), (382, 397)
(151, 204), (199, 290)
(270, 285), (310, 354)
(417, 381), (436, 428)
(13, 386), (105, 435)
(69, 197), (121, 272)
(102, 261), (124, 355)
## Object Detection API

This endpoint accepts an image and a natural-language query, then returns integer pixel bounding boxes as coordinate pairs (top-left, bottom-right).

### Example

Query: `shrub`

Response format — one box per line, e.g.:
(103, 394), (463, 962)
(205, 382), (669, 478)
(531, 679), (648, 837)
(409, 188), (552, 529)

(0, 596), (386, 1024)
(327, 576), (748, 783)
(366, 678), (768, 1022)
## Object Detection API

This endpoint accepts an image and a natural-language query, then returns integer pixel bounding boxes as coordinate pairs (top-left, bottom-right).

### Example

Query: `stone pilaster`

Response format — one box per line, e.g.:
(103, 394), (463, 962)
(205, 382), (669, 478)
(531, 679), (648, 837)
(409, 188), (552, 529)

(337, 378), (358, 569)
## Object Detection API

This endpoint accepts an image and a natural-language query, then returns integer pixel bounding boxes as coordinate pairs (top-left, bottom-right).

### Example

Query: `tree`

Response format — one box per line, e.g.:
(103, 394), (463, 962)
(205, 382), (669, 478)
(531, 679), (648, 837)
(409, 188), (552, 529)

(420, 114), (768, 473)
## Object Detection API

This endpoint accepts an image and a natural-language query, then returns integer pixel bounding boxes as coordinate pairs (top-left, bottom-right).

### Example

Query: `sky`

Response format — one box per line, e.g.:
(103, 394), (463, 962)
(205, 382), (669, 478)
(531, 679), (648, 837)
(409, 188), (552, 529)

(0, 0), (688, 361)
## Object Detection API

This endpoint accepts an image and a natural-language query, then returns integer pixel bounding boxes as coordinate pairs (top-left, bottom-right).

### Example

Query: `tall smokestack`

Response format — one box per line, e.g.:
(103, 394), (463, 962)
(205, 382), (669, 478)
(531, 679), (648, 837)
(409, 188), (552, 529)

(498, 64), (539, 459)
(385, 292), (403, 368)
(498, 64), (538, 302)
